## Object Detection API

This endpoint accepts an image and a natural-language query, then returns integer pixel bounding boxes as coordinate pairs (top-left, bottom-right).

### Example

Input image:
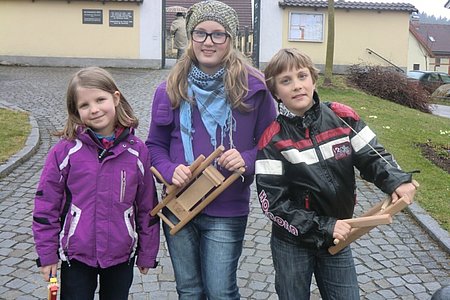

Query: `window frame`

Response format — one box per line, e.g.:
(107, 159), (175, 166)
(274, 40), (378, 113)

(288, 12), (324, 43)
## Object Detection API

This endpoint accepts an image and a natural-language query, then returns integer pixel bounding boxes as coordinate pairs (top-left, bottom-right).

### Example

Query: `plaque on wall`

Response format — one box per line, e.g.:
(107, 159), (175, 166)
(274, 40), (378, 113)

(109, 10), (134, 27)
(82, 9), (103, 25)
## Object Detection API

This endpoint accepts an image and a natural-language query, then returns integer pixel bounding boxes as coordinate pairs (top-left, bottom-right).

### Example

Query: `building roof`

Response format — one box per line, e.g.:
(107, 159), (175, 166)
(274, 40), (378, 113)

(409, 23), (434, 57)
(279, 0), (417, 13)
(412, 23), (450, 56)
(165, 0), (252, 32)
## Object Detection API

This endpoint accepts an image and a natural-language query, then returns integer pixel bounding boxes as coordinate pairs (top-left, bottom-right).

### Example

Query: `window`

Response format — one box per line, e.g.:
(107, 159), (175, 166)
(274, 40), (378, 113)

(413, 64), (420, 70)
(435, 57), (441, 67)
(288, 12), (324, 42)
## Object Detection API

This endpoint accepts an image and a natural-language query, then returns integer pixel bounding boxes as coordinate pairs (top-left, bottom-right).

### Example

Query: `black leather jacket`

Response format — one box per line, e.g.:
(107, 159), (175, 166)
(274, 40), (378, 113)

(255, 92), (412, 249)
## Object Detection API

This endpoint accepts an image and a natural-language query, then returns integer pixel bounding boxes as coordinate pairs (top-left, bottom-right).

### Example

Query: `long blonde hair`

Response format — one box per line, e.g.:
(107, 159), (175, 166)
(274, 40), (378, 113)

(56, 67), (138, 140)
(166, 38), (264, 111)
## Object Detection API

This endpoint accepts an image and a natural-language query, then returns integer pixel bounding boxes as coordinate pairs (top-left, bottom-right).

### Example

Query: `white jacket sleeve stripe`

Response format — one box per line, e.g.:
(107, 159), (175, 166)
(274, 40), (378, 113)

(255, 159), (283, 175)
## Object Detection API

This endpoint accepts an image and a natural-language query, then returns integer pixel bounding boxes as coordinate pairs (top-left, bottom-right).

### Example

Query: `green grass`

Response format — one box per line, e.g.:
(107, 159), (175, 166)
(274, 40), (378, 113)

(317, 76), (450, 232)
(0, 108), (31, 164)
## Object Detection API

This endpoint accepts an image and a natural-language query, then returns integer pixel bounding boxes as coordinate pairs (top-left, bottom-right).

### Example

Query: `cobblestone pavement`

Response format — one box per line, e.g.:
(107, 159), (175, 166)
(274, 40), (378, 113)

(0, 66), (449, 299)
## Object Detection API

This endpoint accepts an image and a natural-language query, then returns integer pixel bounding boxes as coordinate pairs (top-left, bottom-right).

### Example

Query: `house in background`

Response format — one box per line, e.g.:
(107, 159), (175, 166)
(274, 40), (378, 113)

(0, 0), (163, 68)
(259, 0), (417, 73)
(0, 0), (253, 68)
(410, 22), (450, 74)
(408, 19), (434, 72)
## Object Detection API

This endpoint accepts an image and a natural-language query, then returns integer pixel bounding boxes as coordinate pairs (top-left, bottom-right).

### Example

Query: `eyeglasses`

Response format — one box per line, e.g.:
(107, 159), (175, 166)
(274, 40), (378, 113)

(191, 30), (230, 44)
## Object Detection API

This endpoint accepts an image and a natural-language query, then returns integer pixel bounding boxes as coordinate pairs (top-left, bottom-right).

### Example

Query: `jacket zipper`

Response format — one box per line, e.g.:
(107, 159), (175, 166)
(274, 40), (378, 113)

(120, 170), (126, 202)
(310, 127), (337, 195)
(305, 194), (310, 209)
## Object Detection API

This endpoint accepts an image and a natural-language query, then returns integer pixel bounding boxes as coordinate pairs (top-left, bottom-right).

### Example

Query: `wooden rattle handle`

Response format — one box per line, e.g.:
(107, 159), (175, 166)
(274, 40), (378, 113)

(333, 214), (392, 245)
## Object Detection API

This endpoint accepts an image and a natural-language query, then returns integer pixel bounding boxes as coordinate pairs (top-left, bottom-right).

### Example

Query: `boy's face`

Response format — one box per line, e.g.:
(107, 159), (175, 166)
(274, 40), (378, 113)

(274, 67), (316, 116)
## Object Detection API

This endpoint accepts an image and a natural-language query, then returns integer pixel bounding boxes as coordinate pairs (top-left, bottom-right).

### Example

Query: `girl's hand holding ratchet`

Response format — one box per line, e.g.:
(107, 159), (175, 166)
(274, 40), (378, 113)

(172, 164), (192, 187)
(217, 149), (245, 172)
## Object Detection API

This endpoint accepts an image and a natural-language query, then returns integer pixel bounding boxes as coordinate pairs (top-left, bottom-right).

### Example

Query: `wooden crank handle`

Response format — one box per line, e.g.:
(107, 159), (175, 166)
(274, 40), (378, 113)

(236, 166), (245, 175)
(150, 166), (169, 186)
(329, 196), (410, 254)
(191, 145), (225, 179)
(333, 214), (392, 245)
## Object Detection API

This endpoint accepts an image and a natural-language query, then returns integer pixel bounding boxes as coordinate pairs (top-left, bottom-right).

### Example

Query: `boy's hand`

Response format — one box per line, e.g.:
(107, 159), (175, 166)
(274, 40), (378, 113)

(40, 264), (58, 281)
(332, 219), (351, 243)
(391, 181), (418, 205)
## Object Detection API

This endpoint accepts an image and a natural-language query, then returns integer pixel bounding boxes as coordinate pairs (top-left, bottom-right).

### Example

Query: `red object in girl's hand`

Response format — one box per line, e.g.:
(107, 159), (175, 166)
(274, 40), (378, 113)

(47, 277), (58, 300)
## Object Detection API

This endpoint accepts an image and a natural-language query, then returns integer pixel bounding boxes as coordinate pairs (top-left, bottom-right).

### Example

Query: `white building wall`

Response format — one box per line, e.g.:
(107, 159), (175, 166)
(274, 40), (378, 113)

(259, 0), (283, 68)
(408, 32), (430, 71)
(140, 1), (162, 61)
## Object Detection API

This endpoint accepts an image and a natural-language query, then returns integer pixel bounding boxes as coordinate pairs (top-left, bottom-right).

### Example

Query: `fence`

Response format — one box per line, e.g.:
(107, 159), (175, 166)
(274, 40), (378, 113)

(165, 27), (253, 59)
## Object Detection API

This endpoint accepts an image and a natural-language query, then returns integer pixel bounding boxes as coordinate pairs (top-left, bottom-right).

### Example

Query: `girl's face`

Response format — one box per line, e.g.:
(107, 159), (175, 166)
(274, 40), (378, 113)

(76, 87), (120, 136)
(192, 20), (230, 75)
(274, 67), (316, 116)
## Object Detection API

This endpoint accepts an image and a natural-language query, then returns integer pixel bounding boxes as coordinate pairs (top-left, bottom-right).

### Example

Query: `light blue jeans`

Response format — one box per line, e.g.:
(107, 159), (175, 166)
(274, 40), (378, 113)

(271, 234), (360, 300)
(163, 210), (247, 300)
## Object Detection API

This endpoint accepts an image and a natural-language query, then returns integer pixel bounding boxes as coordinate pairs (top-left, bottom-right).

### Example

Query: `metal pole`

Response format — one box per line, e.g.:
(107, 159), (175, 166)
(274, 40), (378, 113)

(161, 0), (166, 69)
(252, 0), (261, 68)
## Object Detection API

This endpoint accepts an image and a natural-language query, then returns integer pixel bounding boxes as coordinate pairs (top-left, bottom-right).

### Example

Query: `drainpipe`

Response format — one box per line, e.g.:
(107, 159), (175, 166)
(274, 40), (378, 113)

(252, 0), (260, 68)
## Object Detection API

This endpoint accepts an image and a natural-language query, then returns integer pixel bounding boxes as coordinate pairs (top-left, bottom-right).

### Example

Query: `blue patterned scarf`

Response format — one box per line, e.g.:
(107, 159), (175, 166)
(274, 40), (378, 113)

(180, 65), (234, 164)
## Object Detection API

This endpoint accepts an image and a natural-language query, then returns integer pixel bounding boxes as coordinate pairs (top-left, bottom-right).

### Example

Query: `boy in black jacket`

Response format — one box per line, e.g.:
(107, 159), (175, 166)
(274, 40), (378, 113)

(255, 48), (417, 300)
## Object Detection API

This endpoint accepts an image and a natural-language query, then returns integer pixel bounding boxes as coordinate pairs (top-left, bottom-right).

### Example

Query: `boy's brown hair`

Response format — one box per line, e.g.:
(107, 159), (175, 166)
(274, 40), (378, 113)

(264, 48), (320, 101)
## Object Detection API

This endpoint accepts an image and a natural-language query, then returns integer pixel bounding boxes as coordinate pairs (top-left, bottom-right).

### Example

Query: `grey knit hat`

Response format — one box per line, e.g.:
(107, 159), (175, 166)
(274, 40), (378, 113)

(186, 0), (239, 39)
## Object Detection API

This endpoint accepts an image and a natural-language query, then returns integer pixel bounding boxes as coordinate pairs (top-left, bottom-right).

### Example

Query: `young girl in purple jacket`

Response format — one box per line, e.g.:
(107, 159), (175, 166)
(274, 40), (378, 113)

(146, 1), (276, 298)
(32, 67), (160, 299)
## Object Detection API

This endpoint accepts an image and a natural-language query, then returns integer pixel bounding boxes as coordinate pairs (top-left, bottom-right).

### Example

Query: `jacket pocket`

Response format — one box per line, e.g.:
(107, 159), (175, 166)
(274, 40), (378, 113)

(124, 206), (138, 256)
(61, 204), (81, 253)
(115, 165), (138, 205)
(153, 102), (173, 125)
(292, 190), (311, 210)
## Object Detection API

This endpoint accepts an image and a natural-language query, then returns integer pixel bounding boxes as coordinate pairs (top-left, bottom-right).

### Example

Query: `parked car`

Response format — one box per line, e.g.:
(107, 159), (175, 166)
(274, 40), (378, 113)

(407, 70), (450, 94)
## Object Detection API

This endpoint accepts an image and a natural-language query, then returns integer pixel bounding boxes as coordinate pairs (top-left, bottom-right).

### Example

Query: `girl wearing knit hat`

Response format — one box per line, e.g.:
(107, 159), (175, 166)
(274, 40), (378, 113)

(146, 1), (276, 299)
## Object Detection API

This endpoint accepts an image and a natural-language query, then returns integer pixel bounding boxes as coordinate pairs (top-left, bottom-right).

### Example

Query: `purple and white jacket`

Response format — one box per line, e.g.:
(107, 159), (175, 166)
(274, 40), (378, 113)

(33, 127), (160, 269)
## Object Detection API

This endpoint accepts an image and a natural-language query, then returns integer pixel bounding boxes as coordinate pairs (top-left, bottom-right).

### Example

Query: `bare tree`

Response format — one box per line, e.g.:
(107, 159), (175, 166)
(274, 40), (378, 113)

(324, 0), (335, 86)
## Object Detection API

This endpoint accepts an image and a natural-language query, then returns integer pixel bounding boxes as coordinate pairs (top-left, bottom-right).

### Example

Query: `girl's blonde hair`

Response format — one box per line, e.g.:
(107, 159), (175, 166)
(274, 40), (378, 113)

(165, 37), (264, 111)
(264, 48), (320, 101)
(57, 67), (138, 140)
